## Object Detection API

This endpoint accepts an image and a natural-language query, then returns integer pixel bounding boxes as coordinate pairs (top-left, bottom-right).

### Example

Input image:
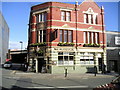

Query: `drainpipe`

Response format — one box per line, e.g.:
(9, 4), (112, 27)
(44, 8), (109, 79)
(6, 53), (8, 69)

(73, 1), (78, 70)
(75, 1), (78, 50)
(101, 6), (106, 71)
(101, 6), (105, 51)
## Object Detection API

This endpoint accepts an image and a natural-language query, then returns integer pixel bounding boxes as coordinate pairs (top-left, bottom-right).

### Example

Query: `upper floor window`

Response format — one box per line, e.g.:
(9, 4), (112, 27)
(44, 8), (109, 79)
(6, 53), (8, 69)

(83, 8), (98, 24)
(37, 30), (46, 43)
(84, 32), (99, 44)
(36, 12), (47, 23)
(61, 11), (71, 21)
(59, 30), (73, 42)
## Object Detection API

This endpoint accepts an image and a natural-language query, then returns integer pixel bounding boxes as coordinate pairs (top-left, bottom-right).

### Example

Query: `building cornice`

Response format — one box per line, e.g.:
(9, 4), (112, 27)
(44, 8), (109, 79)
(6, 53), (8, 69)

(106, 31), (120, 34)
(47, 20), (105, 27)
(47, 26), (104, 33)
(107, 47), (120, 49)
(32, 7), (49, 14)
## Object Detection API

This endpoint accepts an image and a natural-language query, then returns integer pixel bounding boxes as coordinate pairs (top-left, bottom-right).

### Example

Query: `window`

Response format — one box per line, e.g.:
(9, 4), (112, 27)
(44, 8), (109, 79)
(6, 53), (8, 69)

(36, 12), (47, 23)
(59, 30), (73, 42)
(66, 12), (70, 21)
(68, 31), (72, 42)
(60, 30), (63, 42)
(61, 11), (71, 21)
(80, 52), (94, 64)
(37, 30), (46, 43)
(84, 32), (99, 44)
(84, 14), (97, 24)
(61, 11), (65, 21)
(58, 52), (74, 65)
(64, 31), (67, 42)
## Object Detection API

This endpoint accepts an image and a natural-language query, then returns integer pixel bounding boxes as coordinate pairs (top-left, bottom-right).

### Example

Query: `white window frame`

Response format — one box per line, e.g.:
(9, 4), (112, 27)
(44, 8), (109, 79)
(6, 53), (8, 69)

(61, 11), (65, 21)
(95, 32), (98, 44)
(38, 30), (46, 43)
(91, 32), (93, 43)
(87, 32), (90, 43)
(38, 12), (46, 22)
(84, 32), (86, 43)
(80, 52), (94, 65)
(83, 8), (98, 24)
(84, 14), (87, 24)
(58, 52), (74, 66)
(66, 11), (70, 21)
(61, 11), (71, 21)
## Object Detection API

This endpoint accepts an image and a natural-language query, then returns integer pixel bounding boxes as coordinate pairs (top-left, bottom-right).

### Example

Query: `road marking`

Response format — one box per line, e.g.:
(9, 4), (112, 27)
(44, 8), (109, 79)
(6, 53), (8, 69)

(3, 76), (20, 79)
(27, 85), (89, 89)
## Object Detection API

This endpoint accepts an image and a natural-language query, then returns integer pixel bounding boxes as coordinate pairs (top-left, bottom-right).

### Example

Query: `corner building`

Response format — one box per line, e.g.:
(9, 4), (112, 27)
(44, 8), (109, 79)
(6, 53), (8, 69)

(28, 0), (106, 74)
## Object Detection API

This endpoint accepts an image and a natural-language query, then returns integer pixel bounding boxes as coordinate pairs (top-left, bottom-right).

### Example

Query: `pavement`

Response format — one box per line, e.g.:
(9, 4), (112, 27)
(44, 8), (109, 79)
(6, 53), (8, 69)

(2, 68), (119, 90)
(11, 69), (119, 79)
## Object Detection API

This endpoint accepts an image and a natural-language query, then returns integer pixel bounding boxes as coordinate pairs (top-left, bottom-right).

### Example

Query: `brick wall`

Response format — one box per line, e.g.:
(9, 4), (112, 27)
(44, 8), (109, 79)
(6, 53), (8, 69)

(29, 1), (106, 47)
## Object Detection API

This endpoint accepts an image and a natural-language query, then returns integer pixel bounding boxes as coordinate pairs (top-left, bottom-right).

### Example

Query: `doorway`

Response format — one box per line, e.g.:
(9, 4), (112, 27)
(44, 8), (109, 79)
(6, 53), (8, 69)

(110, 60), (118, 72)
(38, 58), (45, 72)
(98, 58), (103, 71)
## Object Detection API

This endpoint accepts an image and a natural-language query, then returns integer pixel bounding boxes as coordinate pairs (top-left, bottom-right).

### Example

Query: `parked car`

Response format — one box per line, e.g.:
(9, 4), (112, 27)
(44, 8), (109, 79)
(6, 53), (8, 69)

(3, 61), (12, 69)
(93, 76), (120, 90)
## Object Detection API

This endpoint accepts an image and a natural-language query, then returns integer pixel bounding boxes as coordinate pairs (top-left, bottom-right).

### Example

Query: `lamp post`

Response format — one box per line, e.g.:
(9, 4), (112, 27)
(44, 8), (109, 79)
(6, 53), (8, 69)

(19, 41), (23, 53)
(19, 41), (23, 69)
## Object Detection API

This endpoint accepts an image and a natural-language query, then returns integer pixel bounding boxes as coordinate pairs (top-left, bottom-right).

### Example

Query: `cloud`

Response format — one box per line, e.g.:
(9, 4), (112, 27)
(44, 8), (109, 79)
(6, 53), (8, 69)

(9, 41), (28, 50)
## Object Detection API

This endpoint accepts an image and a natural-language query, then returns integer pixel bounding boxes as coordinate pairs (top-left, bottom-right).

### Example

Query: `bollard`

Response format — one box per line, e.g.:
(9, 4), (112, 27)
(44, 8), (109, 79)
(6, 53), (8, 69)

(94, 66), (97, 76)
(65, 68), (68, 77)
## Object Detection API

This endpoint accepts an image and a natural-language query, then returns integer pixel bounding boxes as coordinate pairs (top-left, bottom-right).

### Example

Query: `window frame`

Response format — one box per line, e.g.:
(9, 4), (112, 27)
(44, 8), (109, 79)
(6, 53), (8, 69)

(61, 11), (71, 21)
(58, 52), (74, 66)
(84, 31), (99, 44)
(59, 30), (73, 43)
(36, 12), (47, 23)
(37, 30), (46, 43)
(80, 52), (94, 65)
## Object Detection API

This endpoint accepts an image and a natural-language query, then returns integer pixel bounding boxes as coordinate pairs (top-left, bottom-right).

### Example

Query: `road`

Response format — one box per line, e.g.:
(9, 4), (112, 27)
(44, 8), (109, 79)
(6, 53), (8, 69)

(1, 66), (117, 90)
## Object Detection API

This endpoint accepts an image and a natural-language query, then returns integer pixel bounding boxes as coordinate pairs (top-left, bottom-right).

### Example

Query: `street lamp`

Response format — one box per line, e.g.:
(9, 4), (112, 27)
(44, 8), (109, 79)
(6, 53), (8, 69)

(19, 41), (23, 53)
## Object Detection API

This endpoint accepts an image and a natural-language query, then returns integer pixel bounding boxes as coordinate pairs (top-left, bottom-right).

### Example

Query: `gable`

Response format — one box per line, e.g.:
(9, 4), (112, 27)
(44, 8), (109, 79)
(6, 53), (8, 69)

(79, 0), (101, 13)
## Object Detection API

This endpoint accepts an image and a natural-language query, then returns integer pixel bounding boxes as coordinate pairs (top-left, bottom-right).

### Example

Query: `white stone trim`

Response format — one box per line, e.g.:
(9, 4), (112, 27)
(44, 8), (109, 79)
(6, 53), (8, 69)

(91, 32), (93, 43)
(83, 8), (98, 25)
(87, 32), (90, 43)
(106, 31), (120, 34)
(83, 8), (98, 15)
(33, 8), (49, 14)
(84, 32), (86, 43)
(47, 20), (104, 26)
(95, 32), (98, 44)
(47, 26), (103, 33)
(107, 47), (120, 49)
(31, 29), (36, 31)
(60, 8), (72, 11)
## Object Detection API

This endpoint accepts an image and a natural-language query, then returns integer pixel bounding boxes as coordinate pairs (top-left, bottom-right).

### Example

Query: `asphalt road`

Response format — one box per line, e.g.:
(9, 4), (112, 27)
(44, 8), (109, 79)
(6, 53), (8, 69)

(1, 66), (117, 90)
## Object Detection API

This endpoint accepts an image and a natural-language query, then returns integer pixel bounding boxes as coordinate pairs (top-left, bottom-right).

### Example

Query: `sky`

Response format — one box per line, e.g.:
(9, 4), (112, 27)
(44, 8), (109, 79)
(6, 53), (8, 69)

(1, 0), (119, 50)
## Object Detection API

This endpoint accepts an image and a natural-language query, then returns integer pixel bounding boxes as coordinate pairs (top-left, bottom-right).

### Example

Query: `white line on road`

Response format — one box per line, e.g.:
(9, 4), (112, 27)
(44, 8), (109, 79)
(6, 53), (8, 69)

(27, 85), (89, 89)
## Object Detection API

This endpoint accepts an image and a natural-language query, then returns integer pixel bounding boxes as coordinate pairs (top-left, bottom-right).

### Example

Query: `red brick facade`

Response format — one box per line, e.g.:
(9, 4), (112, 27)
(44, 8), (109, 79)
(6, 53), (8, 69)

(28, 0), (106, 74)
(29, 1), (106, 47)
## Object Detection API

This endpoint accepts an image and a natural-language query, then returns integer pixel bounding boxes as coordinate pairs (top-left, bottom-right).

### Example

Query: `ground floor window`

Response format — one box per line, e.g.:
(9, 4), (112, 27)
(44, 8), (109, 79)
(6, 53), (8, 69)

(80, 52), (94, 64)
(58, 52), (74, 65)
(80, 58), (94, 64)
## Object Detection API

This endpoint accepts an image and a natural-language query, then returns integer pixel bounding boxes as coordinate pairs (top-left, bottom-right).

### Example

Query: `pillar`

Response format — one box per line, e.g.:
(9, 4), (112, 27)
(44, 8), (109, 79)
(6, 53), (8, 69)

(94, 53), (98, 65)
(31, 14), (36, 44)
(35, 58), (38, 73)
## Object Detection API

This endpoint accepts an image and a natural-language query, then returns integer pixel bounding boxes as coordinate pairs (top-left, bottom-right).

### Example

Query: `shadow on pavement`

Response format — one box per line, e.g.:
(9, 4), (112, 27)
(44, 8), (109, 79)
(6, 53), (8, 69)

(1, 86), (93, 90)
